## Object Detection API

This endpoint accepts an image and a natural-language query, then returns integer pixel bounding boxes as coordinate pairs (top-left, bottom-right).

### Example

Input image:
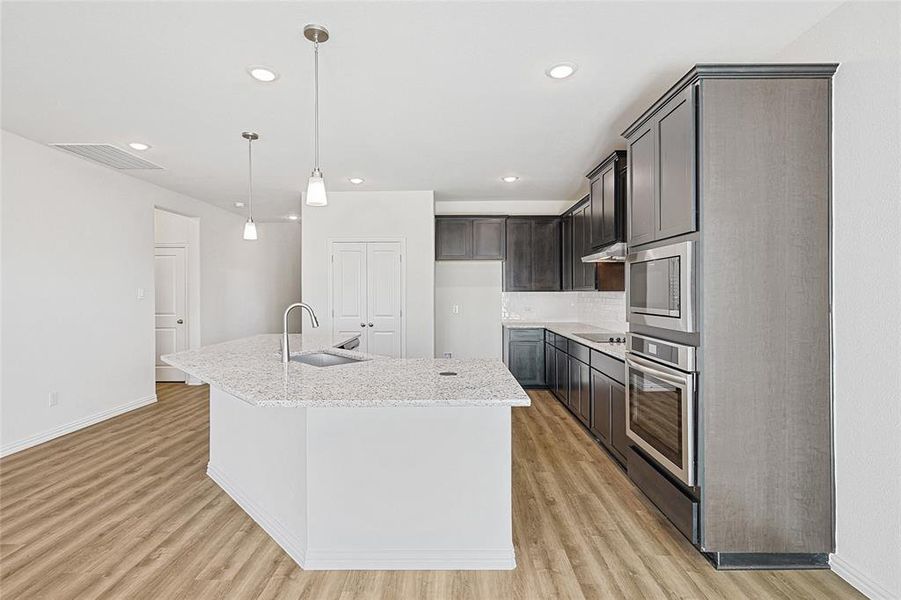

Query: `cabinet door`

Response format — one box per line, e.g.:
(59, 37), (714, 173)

(435, 218), (472, 260)
(600, 164), (618, 245)
(531, 218), (562, 291)
(508, 340), (544, 387)
(590, 369), (612, 444)
(571, 207), (584, 289)
(472, 218), (506, 259)
(555, 348), (569, 404)
(561, 215), (573, 290)
(610, 380), (629, 462)
(627, 125), (656, 247)
(572, 206), (596, 290)
(504, 219), (532, 290)
(576, 361), (591, 424)
(580, 207), (597, 289)
(656, 87), (696, 240)
(589, 174), (604, 250)
(545, 342), (555, 390)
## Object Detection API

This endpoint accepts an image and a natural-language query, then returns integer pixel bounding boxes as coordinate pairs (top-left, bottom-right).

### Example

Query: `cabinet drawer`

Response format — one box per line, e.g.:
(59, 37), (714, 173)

(567, 340), (590, 364)
(508, 328), (544, 342)
(628, 447), (698, 543)
(590, 349), (625, 385)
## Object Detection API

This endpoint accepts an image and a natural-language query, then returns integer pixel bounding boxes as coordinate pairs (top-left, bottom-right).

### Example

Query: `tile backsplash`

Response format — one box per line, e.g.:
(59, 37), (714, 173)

(502, 291), (627, 332)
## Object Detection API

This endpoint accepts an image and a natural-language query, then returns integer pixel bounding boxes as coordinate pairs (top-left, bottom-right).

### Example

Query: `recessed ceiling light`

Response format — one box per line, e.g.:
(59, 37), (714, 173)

(234, 201), (245, 208)
(502, 176), (520, 183)
(287, 214), (299, 221)
(348, 177), (365, 185)
(247, 66), (279, 82)
(545, 62), (577, 80)
(128, 142), (150, 151)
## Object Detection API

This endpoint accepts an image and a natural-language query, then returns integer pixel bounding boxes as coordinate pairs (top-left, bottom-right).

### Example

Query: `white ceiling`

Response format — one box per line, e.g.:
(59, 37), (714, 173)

(1, 1), (840, 221)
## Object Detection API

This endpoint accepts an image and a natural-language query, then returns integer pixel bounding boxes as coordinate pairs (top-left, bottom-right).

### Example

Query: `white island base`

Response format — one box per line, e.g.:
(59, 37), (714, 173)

(207, 387), (515, 570)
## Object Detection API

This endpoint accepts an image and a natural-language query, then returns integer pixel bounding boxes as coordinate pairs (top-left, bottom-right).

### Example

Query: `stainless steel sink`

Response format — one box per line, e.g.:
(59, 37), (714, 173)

(290, 352), (368, 367)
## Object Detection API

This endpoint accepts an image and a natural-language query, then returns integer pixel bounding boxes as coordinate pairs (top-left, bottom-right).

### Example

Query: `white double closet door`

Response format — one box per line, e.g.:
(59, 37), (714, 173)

(331, 241), (403, 357)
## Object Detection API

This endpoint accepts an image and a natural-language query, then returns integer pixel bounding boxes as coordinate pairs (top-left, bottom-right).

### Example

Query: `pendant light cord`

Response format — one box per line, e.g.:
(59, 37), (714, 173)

(247, 136), (254, 221)
(313, 40), (320, 171)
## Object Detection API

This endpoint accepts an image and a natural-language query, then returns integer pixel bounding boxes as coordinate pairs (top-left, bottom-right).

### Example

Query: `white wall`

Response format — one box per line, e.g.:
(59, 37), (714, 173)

(435, 262), (503, 359)
(435, 199), (571, 216)
(1, 130), (301, 455)
(774, 3), (901, 598)
(301, 191), (435, 358)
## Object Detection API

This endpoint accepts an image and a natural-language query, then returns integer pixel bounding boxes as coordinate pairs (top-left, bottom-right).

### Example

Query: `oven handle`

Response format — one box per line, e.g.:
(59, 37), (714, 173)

(625, 354), (690, 386)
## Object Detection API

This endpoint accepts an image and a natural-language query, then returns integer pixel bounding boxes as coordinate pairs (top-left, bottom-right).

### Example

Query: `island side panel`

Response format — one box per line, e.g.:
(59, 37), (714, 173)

(207, 387), (309, 564)
(305, 405), (515, 570)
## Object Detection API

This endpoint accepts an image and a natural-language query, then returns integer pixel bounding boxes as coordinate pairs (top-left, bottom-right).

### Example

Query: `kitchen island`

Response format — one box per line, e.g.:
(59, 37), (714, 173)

(162, 334), (529, 570)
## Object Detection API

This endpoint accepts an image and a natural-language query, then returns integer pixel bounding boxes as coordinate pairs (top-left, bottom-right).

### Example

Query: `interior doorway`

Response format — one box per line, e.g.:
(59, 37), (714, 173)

(154, 246), (188, 381)
(154, 208), (201, 383)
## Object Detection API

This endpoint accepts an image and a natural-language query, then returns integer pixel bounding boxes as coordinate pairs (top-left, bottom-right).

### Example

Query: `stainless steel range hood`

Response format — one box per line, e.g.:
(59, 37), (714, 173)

(581, 242), (627, 263)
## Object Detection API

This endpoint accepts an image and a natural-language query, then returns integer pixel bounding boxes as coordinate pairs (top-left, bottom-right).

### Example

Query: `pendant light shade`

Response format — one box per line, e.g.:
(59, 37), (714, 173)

(305, 169), (327, 207)
(243, 219), (258, 240)
(242, 131), (260, 240)
(304, 24), (329, 207)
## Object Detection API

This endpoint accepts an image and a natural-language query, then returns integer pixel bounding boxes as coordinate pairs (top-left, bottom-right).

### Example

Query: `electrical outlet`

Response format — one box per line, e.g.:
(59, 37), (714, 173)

(452, 304), (460, 314)
(443, 352), (453, 358)
(48, 391), (59, 407)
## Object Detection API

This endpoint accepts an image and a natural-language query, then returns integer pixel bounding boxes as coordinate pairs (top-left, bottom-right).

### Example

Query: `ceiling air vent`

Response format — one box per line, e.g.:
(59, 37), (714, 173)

(49, 143), (163, 170)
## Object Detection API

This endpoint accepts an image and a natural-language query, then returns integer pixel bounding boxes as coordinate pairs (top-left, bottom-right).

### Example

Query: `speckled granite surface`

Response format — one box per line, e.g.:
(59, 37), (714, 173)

(502, 321), (627, 361)
(162, 334), (530, 408)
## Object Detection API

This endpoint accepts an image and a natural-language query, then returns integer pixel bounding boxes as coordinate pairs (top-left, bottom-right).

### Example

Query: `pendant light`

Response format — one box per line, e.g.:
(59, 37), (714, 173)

(304, 24), (329, 207)
(242, 131), (259, 240)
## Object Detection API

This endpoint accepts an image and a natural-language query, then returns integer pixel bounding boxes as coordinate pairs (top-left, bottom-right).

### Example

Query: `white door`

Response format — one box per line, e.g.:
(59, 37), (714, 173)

(331, 243), (369, 347)
(366, 243), (402, 357)
(155, 247), (188, 381)
(330, 241), (403, 357)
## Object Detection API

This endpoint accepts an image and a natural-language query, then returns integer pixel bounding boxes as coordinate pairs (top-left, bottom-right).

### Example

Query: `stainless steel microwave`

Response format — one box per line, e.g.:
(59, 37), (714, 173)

(627, 240), (696, 333)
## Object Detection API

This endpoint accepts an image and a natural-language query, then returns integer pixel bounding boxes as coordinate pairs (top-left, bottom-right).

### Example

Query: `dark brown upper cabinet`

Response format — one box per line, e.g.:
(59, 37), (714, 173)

(563, 198), (596, 291)
(587, 150), (627, 250)
(435, 217), (506, 260)
(503, 217), (561, 291)
(561, 215), (573, 290)
(624, 85), (697, 248)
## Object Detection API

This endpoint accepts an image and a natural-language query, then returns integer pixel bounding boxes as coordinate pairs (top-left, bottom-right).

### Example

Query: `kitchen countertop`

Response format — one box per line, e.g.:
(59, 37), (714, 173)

(162, 334), (530, 408)
(502, 320), (627, 361)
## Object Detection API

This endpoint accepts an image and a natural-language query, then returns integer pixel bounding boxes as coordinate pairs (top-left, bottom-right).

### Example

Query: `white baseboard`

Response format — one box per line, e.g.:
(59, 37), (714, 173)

(831, 554), (897, 600)
(302, 548), (516, 571)
(1, 394), (157, 458)
(206, 463), (307, 567)
(207, 463), (515, 571)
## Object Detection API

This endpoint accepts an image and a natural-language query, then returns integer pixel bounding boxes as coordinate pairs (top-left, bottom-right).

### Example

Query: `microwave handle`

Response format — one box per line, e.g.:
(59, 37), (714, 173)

(626, 355), (690, 386)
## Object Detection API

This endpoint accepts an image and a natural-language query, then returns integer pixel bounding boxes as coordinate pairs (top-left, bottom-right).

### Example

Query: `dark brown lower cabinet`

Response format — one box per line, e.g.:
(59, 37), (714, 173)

(554, 348), (569, 403)
(569, 359), (591, 425)
(590, 368), (628, 464)
(590, 370), (612, 444)
(544, 342), (555, 391)
(609, 380), (628, 462)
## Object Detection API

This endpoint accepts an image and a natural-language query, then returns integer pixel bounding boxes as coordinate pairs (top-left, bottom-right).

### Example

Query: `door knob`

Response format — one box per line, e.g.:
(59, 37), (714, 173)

(360, 322), (366, 328)
(368, 322), (374, 327)
(176, 319), (184, 324)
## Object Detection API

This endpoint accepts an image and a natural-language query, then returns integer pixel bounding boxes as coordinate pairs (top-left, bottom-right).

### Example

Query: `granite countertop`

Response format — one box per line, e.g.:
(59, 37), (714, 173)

(502, 320), (627, 361)
(162, 334), (530, 408)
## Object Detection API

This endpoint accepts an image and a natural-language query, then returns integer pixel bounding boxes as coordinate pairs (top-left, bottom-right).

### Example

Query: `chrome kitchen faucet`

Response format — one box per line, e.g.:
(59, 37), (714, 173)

(282, 303), (320, 363)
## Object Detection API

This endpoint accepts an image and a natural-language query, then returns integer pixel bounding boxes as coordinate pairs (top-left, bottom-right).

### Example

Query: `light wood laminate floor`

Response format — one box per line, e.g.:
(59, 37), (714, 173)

(0, 384), (862, 599)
